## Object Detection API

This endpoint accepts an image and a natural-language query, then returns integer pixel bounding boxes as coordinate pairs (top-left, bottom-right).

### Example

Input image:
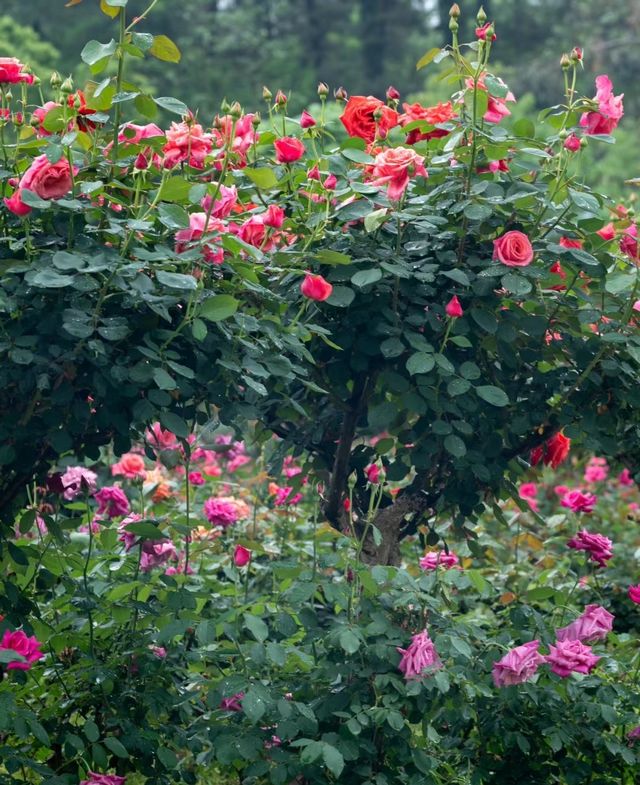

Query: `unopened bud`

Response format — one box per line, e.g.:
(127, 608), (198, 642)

(449, 16), (459, 32)
(275, 89), (288, 107)
(212, 113), (223, 130)
(386, 85), (400, 101)
(13, 112), (23, 127)
(73, 94), (83, 110)
(570, 46), (583, 63)
(262, 85), (272, 101)
(50, 71), (62, 88)
(317, 81), (329, 98)
(347, 471), (357, 489)
(560, 53), (571, 70)
(580, 137), (588, 149)
(373, 105), (384, 122)
(334, 86), (348, 102)
(220, 98), (231, 114)
(60, 76), (74, 94)
(31, 75), (41, 87)
(251, 111), (261, 128)
(449, 3), (460, 17)
(134, 152), (148, 170)
(476, 5), (487, 23)
(229, 101), (242, 120)
(558, 128), (568, 139)
(4, 91), (11, 103)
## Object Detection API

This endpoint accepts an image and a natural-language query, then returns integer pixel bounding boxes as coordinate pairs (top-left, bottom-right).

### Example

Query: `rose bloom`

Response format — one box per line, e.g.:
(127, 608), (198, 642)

(475, 22), (496, 41)
(4, 154), (74, 216)
(203, 496), (248, 528)
(80, 774), (126, 785)
(274, 136), (306, 163)
(111, 452), (146, 480)
(300, 109), (316, 128)
(556, 604), (614, 643)
(32, 101), (61, 137)
(620, 224), (638, 261)
(419, 550), (459, 571)
(545, 639), (600, 678)
(0, 629), (44, 671)
(94, 486), (130, 519)
(597, 222), (616, 241)
(628, 585), (640, 604)
(301, 272), (332, 301)
(365, 463), (382, 484)
(340, 95), (398, 143)
(466, 74), (515, 124)
(564, 133), (581, 152)
(0, 57), (34, 84)
(567, 529), (613, 568)
(163, 119), (213, 168)
(584, 456), (608, 484)
(233, 544), (251, 567)
(492, 640), (544, 687)
(580, 74), (623, 136)
(220, 692), (244, 712)
(561, 489), (597, 514)
(530, 432), (571, 469)
(201, 184), (238, 219)
(188, 471), (205, 486)
(399, 100), (457, 144)
(370, 146), (427, 201)
(60, 466), (98, 500)
(175, 212), (225, 265)
(140, 539), (178, 572)
(492, 230), (534, 267)
(397, 629), (442, 680)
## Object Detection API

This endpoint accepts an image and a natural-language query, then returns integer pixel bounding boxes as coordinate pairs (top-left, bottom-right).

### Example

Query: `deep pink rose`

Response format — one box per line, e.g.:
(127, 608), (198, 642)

(0, 57), (34, 85)
(300, 272), (332, 301)
(80, 773), (126, 785)
(628, 585), (640, 604)
(163, 120), (212, 168)
(32, 101), (61, 137)
(597, 222), (616, 241)
(274, 136), (306, 163)
(492, 640), (544, 687)
(492, 230), (534, 267)
(0, 629), (44, 671)
(397, 629), (442, 680)
(233, 545), (251, 567)
(94, 486), (130, 519)
(564, 133), (581, 152)
(419, 550), (459, 571)
(445, 295), (463, 318)
(561, 489), (597, 514)
(545, 639), (600, 677)
(556, 604), (614, 643)
(567, 529), (613, 567)
(300, 110), (316, 129)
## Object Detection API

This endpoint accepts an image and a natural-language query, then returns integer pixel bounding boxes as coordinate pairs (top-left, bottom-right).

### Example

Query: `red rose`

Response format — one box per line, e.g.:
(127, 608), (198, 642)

(531, 432), (571, 469)
(340, 96), (398, 144)
(492, 230), (534, 267)
(274, 136), (305, 163)
(301, 272), (332, 301)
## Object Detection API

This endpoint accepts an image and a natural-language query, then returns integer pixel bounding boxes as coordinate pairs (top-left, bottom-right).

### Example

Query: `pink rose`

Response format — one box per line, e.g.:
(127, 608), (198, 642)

(492, 230), (534, 267)
(596, 222), (616, 241)
(274, 136), (305, 163)
(80, 773), (126, 785)
(556, 604), (614, 643)
(94, 486), (130, 519)
(175, 212), (225, 265)
(580, 75), (623, 136)
(561, 489), (597, 514)
(0, 57), (34, 85)
(163, 120), (212, 168)
(0, 629), (44, 671)
(4, 154), (74, 216)
(567, 529), (613, 567)
(445, 295), (463, 318)
(300, 272), (332, 301)
(201, 184), (238, 219)
(364, 463), (382, 484)
(111, 453), (146, 480)
(492, 640), (544, 687)
(397, 629), (442, 680)
(628, 585), (640, 604)
(419, 550), (459, 571)
(370, 146), (427, 201)
(300, 110), (316, 129)
(545, 639), (600, 678)
(564, 133), (581, 152)
(32, 101), (61, 137)
(233, 544), (251, 567)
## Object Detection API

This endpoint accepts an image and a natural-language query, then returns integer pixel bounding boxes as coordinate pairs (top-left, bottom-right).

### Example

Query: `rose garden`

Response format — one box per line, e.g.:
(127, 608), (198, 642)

(1, 1), (640, 783)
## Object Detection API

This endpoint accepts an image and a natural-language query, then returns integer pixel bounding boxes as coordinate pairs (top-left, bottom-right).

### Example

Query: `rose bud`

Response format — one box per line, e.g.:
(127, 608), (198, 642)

(233, 545), (251, 567)
(317, 82), (329, 98)
(445, 295), (463, 318)
(386, 85), (400, 101)
(300, 109), (316, 129)
(300, 272), (333, 301)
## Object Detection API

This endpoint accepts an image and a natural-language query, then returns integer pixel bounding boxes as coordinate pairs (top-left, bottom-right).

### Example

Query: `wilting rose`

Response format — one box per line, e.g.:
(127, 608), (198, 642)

(340, 95), (398, 143)
(397, 629), (442, 680)
(300, 272), (332, 301)
(492, 230), (534, 267)
(556, 604), (614, 643)
(274, 137), (305, 163)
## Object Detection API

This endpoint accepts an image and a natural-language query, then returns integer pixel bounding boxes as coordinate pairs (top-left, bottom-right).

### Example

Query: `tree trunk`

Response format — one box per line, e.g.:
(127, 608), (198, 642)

(361, 492), (432, 565)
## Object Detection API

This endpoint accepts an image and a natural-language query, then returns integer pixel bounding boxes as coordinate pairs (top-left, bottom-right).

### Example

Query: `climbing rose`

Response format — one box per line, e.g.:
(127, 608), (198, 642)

(492, 640), (544, 687)
(4, 154), (74, 216)
(567, 529), (613, 567)
(0, 58), (33, 84)
(370, 146), (427, 201)
(340, 95), (398, 143)
(628, 585), (640, 604)
(530, 432), (571, 469)
(300, 272), (332, 301)
(561, 489), (597, 514)
(80, 774), (126, 785)
(445, 295), (463, 318)
(233, 545), (251, 567)
(580, 75), (624, 136)
(492, 230), (534, 267)
(419, 550), (459, 571)
(545, 639), (600, 677)
(274, 136), (305, 163)
(397, 629), (442, 679)
(556, 604), (614, 643)
(94, 486), (130, 519)
(0, 629), (44, 671)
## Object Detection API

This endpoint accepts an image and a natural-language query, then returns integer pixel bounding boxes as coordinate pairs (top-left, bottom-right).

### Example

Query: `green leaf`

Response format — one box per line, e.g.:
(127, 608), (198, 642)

(242, 689), (267, 723)
(339, 629), (361, 654)
(441, 268), (470, 286)
(300, 740), (324, 765)
(315, 249), (351, 265)
(199, 294), (239, 322)
(501, 273), (532, 296)
(104, 737), (128, 758)
(568, 188), (600, 214)
(326, 286), (355, 307)
(466, 569), (491, 595)
(476, 385), (509, 407)
(153, 368), (177, 391)
(157, 203), (190, 229)
(135, 93), (157, 119)
(351, 268), (382, 288)
(364, 208), (388, 233)
(158, 176), (192, 202)
(416, 47), (441, 70)
(157, 746), (178, 769)
(159, 411), (190, 438)
(243, 167), (279, 189)
(322, 744), (345, 777)
(464, 203), (492, 222)
(406, 352), (435, 375)
(125, 521), (166, 540)
(30, 270), (75, 288)
(244, 613), (269, 642)
(81, 39), (117, 66)
(156, 270), (198, 290)
(154, 96), (188, 116)
(484, 75), (509, 98)
(83, 721), (100, 743)
(149, 35), (182, 63)
(444, 434), (466, 457)
(341, 147), (374, 164)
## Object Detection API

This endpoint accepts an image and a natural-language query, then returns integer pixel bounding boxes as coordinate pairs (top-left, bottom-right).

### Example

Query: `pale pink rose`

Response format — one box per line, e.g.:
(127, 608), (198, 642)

(61, 466), (98, 500)
(370, 146), (427, 201)
(545, 639), (600, 677)
(492, 640), (544, 687)
(211, 113), (259, 169)
(397, 629), (442, 679)
(419, 550), (459, 571)
(556, 604), (614, 643)
(145, 422), (178, 451)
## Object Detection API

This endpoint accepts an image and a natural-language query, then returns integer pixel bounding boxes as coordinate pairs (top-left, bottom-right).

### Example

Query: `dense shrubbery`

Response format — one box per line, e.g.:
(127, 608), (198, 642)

(2, 1), (640, 783)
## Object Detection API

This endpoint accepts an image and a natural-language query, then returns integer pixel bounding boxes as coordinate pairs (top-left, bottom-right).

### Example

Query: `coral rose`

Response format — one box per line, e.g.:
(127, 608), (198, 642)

(301, 272), (332, 301)
(370, 146), (427, 201)
(400, 101), (457, 145)
(4, 154), (74, 216)
(492, 230), (534, 267)
(340, 95), (398, 143)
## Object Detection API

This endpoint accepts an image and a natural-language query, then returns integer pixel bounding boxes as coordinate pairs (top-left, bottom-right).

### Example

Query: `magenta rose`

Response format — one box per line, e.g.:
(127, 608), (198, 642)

(545, 639), (600, 678)
(274, 136), (306, 163)
(0, 629), (44, 671)
(492, 640), (544, 687)
(492, 230), (534, 267)
(556, 604), (614, 643)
